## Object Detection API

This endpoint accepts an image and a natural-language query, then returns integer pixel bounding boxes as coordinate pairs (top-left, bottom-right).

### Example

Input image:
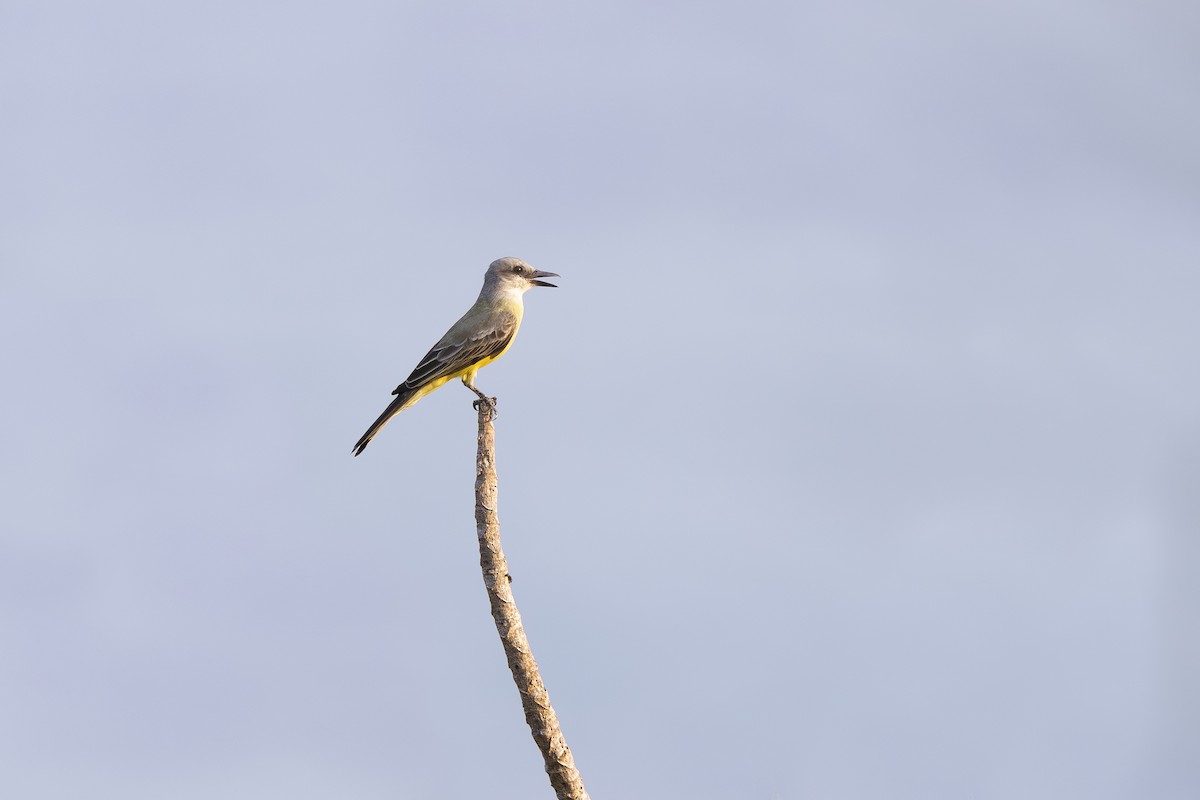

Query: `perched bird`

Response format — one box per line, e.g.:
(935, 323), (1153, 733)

(352, 257), (559, 456)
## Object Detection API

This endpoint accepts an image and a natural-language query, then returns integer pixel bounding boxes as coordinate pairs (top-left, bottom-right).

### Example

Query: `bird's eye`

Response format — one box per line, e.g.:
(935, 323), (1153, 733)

(513, 265), (524, 273)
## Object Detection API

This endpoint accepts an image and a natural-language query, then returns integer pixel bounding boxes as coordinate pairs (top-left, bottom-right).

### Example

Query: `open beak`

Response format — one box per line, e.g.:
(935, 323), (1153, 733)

(530, 270), (560, 288)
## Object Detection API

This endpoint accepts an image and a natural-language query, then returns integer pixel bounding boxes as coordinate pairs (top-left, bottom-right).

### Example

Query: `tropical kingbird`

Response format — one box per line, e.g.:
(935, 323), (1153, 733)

(352, 257), (559, 456)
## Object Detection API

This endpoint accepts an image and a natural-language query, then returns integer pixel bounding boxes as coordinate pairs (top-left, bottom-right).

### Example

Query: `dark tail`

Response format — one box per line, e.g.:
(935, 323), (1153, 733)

(352, 389), (413, 456)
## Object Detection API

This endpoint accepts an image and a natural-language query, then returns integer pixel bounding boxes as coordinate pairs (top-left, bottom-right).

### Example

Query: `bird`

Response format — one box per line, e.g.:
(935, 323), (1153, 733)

(352, 256), (559, 456)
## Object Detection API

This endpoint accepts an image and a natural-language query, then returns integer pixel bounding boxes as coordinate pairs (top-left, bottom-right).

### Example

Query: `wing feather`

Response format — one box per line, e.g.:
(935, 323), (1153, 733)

(391, 309), (517, 395)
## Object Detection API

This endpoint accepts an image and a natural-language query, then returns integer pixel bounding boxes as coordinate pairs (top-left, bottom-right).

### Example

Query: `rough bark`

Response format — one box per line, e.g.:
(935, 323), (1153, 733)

(474, 402), (590, 800)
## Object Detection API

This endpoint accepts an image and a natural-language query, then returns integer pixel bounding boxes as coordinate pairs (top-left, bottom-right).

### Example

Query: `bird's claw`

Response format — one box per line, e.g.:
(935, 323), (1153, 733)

(472, 396), (498, 415)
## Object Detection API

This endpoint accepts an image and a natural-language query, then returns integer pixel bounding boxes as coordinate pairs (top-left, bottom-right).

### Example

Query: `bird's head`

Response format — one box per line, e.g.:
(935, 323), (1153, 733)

(486, 257), (559, 291)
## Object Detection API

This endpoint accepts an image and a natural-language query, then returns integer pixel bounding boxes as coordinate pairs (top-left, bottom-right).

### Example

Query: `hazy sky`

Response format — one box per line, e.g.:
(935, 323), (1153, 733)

(2, 1), (1198, 798)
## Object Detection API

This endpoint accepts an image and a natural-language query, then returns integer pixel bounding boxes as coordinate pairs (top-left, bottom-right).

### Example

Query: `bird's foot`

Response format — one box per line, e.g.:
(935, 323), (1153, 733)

(470, 388), (498, 416)
(472, 397), (498, 418)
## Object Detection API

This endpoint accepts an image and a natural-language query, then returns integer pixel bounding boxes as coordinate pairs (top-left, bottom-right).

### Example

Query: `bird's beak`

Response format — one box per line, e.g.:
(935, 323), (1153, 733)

(530, 270), (560, 288)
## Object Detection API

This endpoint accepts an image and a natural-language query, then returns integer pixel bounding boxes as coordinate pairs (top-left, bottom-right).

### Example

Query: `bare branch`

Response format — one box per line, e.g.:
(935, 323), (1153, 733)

(474, 402), (590, 800)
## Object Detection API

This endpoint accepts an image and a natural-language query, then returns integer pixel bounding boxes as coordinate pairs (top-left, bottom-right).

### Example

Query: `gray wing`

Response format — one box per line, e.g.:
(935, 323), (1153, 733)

(392, 309), (518, 394)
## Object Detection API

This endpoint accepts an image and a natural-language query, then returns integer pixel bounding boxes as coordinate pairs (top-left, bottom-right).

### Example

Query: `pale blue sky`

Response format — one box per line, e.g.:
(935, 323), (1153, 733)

(2, 1), (1198, 798)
